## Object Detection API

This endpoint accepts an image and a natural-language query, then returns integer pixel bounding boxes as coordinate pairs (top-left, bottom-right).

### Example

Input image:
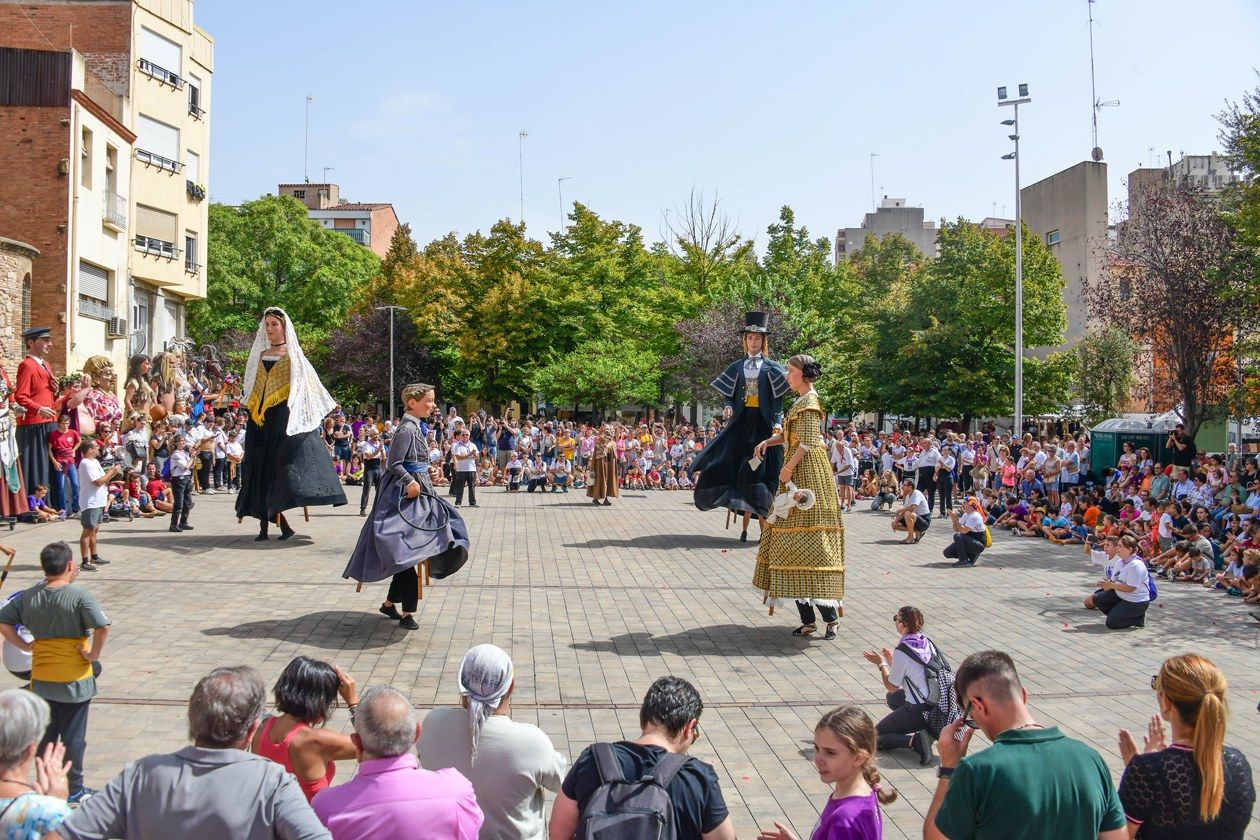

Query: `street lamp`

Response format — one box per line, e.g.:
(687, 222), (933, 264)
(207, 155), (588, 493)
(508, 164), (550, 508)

(998, 82), (1030, 436)
(374, 305), (409, 421)
(558, 176), (573, 230)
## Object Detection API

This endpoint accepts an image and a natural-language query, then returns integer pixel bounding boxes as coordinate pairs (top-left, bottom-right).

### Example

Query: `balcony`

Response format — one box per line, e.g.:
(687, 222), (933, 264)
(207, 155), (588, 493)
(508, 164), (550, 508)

(186, 180), (206, 201)
(135, 148), (182, 174)
(184, 259), (200, 276)
(102, 188), (127, 231)
(134, 235), (181, 261)
(137, 57), (184, 89)
(334, 228), (371, 247)
(77, 297), (115, 321)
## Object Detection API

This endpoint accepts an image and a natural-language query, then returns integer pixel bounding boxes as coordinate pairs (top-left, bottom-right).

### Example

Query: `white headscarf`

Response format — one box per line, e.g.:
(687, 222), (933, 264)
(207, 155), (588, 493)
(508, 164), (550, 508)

(458, 644), (514, 762)
(242, 307), (337, 436)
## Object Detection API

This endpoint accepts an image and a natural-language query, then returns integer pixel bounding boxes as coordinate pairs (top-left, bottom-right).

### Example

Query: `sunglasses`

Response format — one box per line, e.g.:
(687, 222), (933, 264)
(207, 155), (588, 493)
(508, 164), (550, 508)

(962, 699), (978, 730)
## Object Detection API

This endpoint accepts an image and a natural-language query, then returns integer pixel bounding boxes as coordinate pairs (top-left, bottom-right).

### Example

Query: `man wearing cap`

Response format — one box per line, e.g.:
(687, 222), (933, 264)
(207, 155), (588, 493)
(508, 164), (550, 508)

(689, 312), (791, 542)
(15, 328), (59, 500)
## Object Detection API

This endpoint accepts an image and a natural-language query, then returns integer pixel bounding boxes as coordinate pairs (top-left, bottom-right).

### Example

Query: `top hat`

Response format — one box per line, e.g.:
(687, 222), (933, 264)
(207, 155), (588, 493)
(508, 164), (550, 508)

(742, 311), (770, 334)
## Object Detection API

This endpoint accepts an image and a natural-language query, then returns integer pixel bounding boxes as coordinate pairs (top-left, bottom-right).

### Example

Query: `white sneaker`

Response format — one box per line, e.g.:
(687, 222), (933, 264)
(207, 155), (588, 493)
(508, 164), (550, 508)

(201, 489), (216, 495)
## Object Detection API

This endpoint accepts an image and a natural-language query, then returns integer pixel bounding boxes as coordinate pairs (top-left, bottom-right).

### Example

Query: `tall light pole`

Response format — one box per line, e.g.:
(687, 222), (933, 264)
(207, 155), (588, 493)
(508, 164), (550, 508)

(558, 175), (572, 229)
(998, 83), (1030, 436)
(518, 130), (528, 225)
(304, 95), (315, 183)
(375, 305), (408, 421)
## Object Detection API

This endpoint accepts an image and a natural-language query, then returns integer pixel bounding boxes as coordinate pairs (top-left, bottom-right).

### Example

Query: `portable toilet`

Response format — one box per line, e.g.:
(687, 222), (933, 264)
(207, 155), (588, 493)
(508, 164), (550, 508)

(1089, 414), (1181, 470)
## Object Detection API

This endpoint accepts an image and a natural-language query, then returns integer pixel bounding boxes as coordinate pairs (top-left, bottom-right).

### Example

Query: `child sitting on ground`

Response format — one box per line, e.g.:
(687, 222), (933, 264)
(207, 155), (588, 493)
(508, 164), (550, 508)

(25, 484), (63, 522)
(857, 469), (878, 500)
(1043, 510), (1073, 542)
(1151, 540), (1189, 578)
(664, 468), (679, 490)
(994, 496), (1028, 530)
(677, 470), (692, 490)
(625, 464), (645, 490)
(646, 466), (662, 490)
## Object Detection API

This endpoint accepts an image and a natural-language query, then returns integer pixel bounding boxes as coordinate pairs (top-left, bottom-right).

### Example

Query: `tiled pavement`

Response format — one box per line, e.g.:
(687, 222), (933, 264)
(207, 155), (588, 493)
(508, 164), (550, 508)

(2, 488), (1257, 838)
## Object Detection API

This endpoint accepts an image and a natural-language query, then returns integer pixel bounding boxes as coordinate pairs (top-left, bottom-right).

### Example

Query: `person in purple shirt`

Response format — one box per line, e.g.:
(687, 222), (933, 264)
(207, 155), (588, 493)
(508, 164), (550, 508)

(757, 706), (895, 840)
(311, 685), (482, 840)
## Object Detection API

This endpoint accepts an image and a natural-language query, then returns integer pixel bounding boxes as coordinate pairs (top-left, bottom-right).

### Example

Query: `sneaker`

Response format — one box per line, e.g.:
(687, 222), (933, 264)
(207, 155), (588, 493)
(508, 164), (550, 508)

(68, 787), (97, 806)
(90, 555), (110, 565)
(202, 489), (216, 495)
(468, 503), (479, 508)
(378, 603), (403, 620)
(399, 615), (419, 630)
(179, 524), (194, 531)
(80, 561), (98, 572)
(911, 731), (933, 766)
(169, 525), (181, 533)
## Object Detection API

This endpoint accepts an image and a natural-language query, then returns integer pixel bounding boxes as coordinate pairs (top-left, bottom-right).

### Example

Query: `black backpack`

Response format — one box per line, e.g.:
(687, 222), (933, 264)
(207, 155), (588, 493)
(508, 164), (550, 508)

(577, 743), (690, 840)
(897, 641), (962, 740)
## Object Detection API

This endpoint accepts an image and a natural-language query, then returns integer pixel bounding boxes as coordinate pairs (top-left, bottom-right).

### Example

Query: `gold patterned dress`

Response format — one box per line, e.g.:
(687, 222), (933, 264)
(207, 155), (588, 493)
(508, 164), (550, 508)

(752, 389), (845, 612)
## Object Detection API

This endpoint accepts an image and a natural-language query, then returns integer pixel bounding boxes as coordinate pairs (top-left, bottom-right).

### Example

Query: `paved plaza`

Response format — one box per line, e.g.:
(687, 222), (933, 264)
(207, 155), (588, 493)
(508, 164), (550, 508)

(2, 488), (1258, 838)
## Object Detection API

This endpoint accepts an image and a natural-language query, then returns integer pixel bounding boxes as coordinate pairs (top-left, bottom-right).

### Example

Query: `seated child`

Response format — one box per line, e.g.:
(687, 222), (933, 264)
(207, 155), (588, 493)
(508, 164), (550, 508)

(1043, 511), (1073, 542)
(646, 467), (662, 490)
(25, 484), (63, 522)
(664, 469), (679, 490)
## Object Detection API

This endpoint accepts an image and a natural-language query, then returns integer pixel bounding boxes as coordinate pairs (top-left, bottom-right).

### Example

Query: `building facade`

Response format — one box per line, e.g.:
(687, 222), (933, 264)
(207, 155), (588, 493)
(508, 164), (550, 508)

(0, 0), (212, 380)
(1019, 160), (1108, 347)
(277, 183), (400, 259)
(834, 197), (939, 264)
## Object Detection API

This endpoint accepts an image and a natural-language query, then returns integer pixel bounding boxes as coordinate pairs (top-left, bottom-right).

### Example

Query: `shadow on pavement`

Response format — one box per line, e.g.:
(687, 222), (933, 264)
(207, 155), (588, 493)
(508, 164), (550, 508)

(202, 609), (409, 649)
(99, 533), (313, 553)
(572, 625), (814, 658)
(564, 533), (756, 551)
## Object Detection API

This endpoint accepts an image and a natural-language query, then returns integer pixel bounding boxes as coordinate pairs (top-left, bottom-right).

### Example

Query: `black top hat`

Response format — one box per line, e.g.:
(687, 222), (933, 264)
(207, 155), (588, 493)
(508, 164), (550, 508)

(742, 311), (770, 334)
(22, 327), (52, 341)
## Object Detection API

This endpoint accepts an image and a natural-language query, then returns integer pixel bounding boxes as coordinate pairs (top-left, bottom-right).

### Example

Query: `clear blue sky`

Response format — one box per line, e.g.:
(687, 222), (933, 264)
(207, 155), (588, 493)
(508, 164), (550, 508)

(199, 0), (1260, 251)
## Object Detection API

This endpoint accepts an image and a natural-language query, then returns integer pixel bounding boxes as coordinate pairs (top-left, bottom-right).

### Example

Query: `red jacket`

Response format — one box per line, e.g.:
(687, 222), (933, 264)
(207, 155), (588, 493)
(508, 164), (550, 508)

(15, 356), (56, 426)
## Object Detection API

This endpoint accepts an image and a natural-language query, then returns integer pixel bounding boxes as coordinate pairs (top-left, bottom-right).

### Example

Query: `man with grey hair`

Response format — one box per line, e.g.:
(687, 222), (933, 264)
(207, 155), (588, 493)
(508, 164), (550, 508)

(49, 666), (329, 840)
(312, 685), (482, 839)
(0, 689), (71, 834)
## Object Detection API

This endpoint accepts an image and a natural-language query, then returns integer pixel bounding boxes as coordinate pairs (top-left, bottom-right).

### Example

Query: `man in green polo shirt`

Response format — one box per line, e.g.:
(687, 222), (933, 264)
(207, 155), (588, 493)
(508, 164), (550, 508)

(924, 649), (1126, 840)
(0, 541), (109, 805)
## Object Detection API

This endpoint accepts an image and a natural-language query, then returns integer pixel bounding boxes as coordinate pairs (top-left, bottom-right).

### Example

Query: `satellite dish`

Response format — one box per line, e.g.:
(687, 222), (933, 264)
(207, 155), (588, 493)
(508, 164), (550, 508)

(1092, 146), (1104, 162)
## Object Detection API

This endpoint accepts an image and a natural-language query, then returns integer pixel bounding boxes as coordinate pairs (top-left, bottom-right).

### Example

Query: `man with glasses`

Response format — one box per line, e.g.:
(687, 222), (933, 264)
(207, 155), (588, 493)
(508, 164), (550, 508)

(924, 650), (1126, 840)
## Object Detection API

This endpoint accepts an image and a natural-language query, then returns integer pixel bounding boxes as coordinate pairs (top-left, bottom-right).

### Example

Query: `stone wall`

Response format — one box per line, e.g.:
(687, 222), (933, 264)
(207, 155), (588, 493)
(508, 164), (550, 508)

(0, 237), (39, 375)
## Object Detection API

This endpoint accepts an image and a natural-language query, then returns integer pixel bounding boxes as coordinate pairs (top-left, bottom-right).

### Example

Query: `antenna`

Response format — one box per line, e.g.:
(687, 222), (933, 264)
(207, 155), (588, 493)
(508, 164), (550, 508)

(869, 153), (879, 211)
(304, 95), (315, 183)
(1087, 1), (1118, 161)
(518, 130), (529, 225)
(322, 166), (334, 183)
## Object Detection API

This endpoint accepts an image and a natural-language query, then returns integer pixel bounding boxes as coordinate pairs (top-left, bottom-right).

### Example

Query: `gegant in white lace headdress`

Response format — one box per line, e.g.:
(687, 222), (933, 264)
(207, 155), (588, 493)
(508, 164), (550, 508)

(242, 306), (337, 436)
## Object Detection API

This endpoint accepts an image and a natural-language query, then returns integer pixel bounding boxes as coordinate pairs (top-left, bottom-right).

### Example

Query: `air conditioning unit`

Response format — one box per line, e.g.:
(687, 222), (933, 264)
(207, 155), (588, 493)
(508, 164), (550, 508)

(107, 317), (128, 338)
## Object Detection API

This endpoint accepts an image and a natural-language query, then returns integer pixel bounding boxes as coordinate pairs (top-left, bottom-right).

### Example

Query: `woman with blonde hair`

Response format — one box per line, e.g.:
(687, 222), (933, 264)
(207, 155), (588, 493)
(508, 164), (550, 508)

(757, 706), (896, 840)
(1117, 653), (1254, 838)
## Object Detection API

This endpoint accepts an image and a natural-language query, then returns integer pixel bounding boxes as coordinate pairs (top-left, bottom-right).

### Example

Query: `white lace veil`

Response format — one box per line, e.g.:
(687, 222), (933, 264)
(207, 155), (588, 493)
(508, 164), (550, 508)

(242, 307), (337, 436)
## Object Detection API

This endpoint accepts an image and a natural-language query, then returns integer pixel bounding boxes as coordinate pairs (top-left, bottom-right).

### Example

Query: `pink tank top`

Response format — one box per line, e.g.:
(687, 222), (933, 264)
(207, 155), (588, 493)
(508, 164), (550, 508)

(257, 717), (335, 802)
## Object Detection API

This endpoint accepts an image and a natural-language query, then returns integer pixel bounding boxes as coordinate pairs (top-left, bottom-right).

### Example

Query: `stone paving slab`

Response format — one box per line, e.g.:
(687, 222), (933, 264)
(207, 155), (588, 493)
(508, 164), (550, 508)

(1, 487), (1256, 838)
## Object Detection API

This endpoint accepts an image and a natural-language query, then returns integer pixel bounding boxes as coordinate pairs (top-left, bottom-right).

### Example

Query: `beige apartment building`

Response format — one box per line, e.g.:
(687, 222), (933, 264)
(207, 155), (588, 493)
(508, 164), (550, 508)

(0, 0), (213, 378)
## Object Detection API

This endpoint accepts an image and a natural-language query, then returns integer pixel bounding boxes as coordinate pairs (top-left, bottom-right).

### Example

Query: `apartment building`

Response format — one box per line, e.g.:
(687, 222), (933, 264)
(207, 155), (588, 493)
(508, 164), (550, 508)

(834, 197), (939, 264)
(0, 0), (213, 375)
(277, 183), (400, 259)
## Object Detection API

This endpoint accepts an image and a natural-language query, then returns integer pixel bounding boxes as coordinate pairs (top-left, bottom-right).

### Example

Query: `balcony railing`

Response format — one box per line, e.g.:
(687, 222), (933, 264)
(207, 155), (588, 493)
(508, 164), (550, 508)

(102, 188), (127, 230)
(137, 57), (184, 89)
(78, 298), (115, 321)
(188, 101), (205, 120)
(134, 235), (181, 261)
(135, 148), (183, 174)
(334, 228), (371, 247)
(184, 259), (200, 275)
(186, 180), (206, 201)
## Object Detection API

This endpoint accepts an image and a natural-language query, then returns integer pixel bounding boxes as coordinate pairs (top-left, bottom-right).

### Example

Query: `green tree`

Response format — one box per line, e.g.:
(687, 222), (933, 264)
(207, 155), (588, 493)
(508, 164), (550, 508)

(192, 195), (379, 347)
(528, 338), (660, 414)
(1069, 326), (1138, 423)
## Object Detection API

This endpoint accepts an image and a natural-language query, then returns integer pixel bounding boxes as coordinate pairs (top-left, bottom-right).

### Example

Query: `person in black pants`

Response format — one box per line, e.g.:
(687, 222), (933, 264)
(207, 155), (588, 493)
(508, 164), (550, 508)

(943, 500), (988, 567)
(862, 605), (937, 766)
(168, 437), (194, 532)
(935, 449), (955, 515)
(358, 430), (384, 515)
(916, 442), (939, 504)
(449, 429), (479, 507)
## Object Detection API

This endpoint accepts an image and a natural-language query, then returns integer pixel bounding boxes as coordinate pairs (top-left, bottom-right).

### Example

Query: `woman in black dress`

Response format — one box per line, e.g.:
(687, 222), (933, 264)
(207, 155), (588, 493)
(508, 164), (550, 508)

(1118, 653), (1254, 838)
(235, 307), (346, 540)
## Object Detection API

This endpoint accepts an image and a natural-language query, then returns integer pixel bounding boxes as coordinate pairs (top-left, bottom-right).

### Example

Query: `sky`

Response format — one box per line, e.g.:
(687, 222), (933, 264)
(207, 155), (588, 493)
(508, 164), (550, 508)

(197, 0), (1260, 252)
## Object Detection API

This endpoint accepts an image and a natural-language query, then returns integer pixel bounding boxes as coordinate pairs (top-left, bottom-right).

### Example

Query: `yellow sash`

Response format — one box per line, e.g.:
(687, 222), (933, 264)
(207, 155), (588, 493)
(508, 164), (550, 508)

(31, 637), (92, 684)
(744, 394), (760, 408)
(246, 356), (292, 426)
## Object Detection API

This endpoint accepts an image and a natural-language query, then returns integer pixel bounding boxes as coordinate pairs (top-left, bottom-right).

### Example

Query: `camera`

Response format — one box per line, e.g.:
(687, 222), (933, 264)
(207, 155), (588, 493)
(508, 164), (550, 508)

(100, 455), (122, 470)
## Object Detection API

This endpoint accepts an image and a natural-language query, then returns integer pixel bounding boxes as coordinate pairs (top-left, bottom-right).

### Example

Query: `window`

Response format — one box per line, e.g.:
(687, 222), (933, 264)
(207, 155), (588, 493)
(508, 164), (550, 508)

(185, 232), (198, 273)
(131, 288), (150, 356)
(104, 145), (117, 191)
(1046, 229), (1060, 246)
(78, 261), (111, 320)
(139, 27), (182, 86)
(80, 126), (93, 188)
(293, 189), (306, 199)
(187, 73), (203, 117)
(135, 204), (179, 257)
(21, 274), (31, 335)
(185, 150), (200, 185)
(136, 115), (180, 171)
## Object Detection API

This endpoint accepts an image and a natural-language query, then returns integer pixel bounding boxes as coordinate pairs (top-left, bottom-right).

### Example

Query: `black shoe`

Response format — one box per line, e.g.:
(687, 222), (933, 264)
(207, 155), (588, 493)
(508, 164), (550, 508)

(255, 533), (269, 541)
(359, 510), (367, 517)
(378, 604), (403, 620)
(602, 499), (611, 506)
(468, 503), (478, 507)
(170, 525), (182, 533)
(740, 530), (748, 542)
(179, 524), (194, 531)
(911, 731), (933, 766)
(592, 498), (601, 506)
(399, 615), (419, 630)
(951, 559), (970, 568)
(90, 555), (110, 565)
(278, 527), (296, 541)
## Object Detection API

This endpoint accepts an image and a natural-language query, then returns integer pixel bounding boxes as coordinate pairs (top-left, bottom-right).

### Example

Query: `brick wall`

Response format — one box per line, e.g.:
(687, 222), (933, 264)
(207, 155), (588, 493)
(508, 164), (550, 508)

(369, 208), (399, 260)
(0, 239), (38, 374)
(0, 3), (132, 95)
(0, 106), (71, 374)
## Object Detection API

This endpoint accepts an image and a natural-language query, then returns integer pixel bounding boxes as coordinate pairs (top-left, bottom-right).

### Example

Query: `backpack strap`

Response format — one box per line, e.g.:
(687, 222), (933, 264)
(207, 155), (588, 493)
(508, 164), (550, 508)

(647, 752), (691, 789)
(592, 742), (626, 785)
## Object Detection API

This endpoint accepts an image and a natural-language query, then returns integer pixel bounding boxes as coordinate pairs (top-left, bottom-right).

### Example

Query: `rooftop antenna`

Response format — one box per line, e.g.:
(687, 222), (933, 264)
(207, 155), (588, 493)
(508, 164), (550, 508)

(869, 153), (879, 211)
(1088, 1), (1119, 162)
(304, 95), (315, 183)
(322, 165), (334, 183)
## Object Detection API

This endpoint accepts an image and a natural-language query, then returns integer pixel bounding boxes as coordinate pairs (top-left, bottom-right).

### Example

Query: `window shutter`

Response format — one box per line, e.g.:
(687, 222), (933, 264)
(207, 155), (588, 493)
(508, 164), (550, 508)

(79, 261), (109, 301)
(135, 205), (177, 243)
(137, 115), (179, 161)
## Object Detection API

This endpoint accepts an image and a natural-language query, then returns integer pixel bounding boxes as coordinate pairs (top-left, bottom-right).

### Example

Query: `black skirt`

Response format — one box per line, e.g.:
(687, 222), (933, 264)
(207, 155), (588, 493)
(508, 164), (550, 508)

(690, 407), (781, 518)
(235, 402), (346, 521)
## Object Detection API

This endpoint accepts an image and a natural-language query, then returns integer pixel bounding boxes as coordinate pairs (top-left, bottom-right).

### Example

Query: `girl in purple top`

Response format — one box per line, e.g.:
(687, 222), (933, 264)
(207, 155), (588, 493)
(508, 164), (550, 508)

(758, 706), (896, 840)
